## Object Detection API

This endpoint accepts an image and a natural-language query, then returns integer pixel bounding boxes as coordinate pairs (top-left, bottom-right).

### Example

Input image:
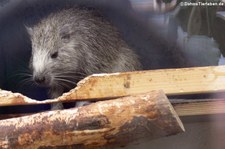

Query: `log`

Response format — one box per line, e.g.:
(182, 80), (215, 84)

(2, 66), (225, 106)
(0, 91), (184, 149)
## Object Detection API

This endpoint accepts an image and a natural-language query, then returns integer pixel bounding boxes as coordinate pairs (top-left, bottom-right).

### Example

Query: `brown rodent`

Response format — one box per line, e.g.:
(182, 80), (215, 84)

(27, 7), (141, 108)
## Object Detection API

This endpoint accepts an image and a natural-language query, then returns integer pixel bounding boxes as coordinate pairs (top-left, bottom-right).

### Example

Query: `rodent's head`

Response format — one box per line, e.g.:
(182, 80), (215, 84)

(27, 8), (124, 90)
(27, 19), (85, 89)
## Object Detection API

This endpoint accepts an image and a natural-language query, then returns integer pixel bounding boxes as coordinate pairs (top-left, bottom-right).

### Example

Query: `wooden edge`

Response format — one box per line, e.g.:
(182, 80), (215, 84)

(0, 114), (32, 120)
(172, 99), (225, 117)
(1, 99), (225, 120)
(1, 66), (225, 106)
(56, 66), (225, 100)
(0, 89), (57, 106)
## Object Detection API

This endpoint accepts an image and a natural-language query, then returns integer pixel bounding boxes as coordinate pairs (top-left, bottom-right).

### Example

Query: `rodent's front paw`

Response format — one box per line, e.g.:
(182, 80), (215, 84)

(75, 101), (92, 107)
(51, 103), (64, 110)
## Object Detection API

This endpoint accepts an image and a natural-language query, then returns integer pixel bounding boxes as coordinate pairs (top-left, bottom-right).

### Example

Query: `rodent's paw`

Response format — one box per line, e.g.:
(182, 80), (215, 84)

(75, 101), (92, 107)
(51, 103), (64, 110)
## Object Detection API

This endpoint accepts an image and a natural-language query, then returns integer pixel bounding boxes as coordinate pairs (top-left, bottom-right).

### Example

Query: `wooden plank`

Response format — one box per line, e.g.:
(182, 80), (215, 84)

(0, 91), (184, 149)
(172, 99), (225, 117)
(1, 66), (225, 106)
(59, 66), (225, 101)
(0, 89), (40, 106)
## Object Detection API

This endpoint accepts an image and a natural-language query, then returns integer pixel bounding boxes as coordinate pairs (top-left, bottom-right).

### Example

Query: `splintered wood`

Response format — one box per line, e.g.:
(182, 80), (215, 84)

(62, 66), (225, 100)
(0, 89), (57, 106)
(0, 90), (39, 106)
(0, 91), (184, 149)
(1, 66), (225, 106)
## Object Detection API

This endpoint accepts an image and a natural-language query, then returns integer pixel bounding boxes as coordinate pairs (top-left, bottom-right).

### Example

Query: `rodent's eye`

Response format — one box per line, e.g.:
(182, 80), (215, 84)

(61, 34), (70, 42)
(51, 52), (58, 59)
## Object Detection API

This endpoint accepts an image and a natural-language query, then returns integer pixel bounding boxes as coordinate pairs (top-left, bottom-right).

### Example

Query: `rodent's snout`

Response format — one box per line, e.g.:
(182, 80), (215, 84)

(33, 73), (51, 87)
(34, 75), (46, 84)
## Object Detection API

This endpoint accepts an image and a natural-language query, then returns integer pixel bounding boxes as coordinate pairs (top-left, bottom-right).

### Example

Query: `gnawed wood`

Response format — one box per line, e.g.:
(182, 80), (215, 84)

(2, 66), (225, 106)
(0, 91), (184, 149)
(60, 66), (225, 101)
(0, 89), (57, 106)
(0, 89), (43, 106)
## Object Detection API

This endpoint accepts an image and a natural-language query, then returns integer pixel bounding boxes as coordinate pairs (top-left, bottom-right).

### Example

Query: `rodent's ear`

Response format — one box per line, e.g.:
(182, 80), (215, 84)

(25, 25), (33, 36)
(59, 24), (72, 41)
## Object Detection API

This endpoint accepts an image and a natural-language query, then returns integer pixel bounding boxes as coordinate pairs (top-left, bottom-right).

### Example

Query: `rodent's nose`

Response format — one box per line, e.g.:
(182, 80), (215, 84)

(34, 75), (46, 84)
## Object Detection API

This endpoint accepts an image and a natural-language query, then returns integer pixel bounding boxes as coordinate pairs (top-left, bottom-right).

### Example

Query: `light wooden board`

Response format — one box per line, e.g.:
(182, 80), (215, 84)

(173, 99), (225, 117)
(1, 66), (225, 106)
(59, 66), (225, 101)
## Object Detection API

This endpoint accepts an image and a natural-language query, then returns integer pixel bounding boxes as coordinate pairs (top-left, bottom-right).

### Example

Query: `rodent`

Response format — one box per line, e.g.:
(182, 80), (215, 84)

(27, 7), (141, 108)
(0, 0), (190, 114)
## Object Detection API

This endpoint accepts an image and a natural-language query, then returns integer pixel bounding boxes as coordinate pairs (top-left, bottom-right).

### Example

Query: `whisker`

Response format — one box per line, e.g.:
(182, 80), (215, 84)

(53, 81), (72, 90)
(54, 78), (77, 85)
(53, 71), (87, 76)
(8, 72), (33, 79)
(57, 75), (84, 80)
(18, 77), (33, 88)
(54, 74), (85, 81)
